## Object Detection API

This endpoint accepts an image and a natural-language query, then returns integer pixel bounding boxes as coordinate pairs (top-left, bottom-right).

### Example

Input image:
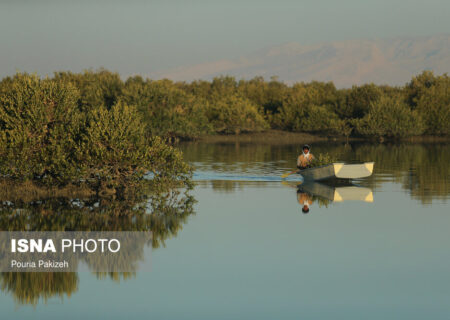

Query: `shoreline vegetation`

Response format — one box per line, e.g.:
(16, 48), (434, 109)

(196, 129), (450, 144)
(0, 70), (448, 186)
(0, 73), (192, 189)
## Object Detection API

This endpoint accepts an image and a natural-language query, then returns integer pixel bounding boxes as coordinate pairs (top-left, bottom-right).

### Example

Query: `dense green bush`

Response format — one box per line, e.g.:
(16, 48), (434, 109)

(272, 83), (341, 134)
(0, 74), (191, 188)
(205, 95), (268, 134)
(416, 82), (450, 135)
(406, 71), (438, 108)
(406, 72), (449, 135)
(338, 84), (382, 119)
(54, 69), (123, 110)
(0, 74), (82, 182)
(121, 78), (212, 139)
(354, 95), (425, 139)
(276, 103), (341, 133)
(81, 102), (191, 188)
(248, 77), (288, 115)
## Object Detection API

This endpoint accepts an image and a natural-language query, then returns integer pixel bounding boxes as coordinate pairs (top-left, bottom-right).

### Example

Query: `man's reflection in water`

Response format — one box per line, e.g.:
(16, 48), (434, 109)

(297, 190), (313, 214)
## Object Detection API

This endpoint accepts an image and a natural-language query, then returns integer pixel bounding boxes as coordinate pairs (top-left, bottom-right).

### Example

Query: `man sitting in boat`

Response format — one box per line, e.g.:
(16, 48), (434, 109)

(297, 145), (314, 170)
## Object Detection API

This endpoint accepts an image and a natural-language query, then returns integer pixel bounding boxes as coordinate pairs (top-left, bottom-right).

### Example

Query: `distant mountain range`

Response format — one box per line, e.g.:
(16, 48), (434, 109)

(152, 34), (450, 87)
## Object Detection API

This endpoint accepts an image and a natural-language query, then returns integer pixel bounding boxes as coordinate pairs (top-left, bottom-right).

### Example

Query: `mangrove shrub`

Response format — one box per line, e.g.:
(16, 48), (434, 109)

(121, 77), (211, 139)
(0, 74), (83, 182)
(0, 73), (191, 187)
(407, 72), (450, 135)
(205, 95), (268, 134)
(354, 95), (425, 139)
(54, 69), (123, 110)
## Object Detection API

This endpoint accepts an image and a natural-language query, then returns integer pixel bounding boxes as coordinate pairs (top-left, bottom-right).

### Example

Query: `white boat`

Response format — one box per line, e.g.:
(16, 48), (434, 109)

(299, 162), (374, 181)
(298, 181), (374, 203)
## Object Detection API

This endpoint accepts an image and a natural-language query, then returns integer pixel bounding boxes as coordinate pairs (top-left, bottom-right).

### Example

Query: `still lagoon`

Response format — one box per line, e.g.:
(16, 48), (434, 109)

(0, 142), (449, 319)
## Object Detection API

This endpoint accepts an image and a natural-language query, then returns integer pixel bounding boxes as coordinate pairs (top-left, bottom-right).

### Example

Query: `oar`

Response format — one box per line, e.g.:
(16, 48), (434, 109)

(281, 169), (299, 179)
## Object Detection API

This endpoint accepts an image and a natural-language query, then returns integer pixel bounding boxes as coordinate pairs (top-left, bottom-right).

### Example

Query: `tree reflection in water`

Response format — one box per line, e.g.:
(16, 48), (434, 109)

(0, 182), (196, 305)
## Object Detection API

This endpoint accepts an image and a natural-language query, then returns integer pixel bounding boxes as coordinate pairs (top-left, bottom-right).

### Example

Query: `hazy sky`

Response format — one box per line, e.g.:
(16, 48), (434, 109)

(0, 0), (448, 78)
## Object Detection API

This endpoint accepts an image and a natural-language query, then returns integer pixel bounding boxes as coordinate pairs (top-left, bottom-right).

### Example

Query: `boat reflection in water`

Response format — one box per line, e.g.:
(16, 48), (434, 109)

(295, 181), (374, 213)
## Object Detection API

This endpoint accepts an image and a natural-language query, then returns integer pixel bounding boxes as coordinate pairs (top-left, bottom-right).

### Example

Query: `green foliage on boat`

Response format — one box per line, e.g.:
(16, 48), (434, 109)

(310, 153), (339, 168)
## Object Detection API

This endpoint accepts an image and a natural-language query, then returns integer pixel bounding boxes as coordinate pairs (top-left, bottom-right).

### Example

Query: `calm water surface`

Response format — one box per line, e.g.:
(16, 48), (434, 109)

(1, 142), (449, 319)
